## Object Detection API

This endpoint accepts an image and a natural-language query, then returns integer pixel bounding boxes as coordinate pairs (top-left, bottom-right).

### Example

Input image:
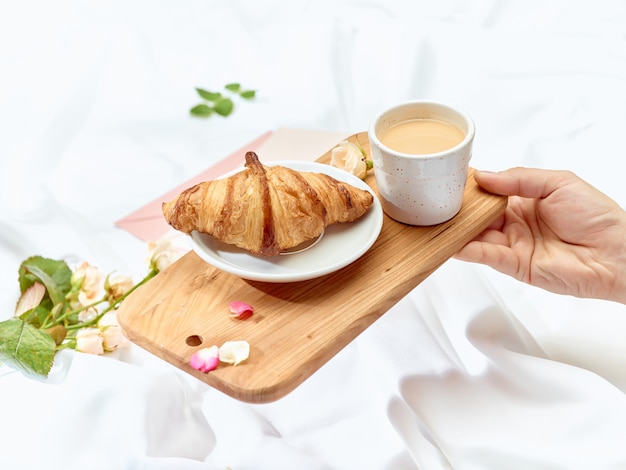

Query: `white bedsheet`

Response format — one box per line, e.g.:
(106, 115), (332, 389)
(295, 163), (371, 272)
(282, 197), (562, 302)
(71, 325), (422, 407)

(2, 1), (626, 469)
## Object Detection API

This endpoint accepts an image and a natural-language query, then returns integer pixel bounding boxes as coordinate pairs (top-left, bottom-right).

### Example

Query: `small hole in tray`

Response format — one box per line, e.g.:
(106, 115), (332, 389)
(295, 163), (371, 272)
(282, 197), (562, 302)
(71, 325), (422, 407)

(186, 335), (203, 347)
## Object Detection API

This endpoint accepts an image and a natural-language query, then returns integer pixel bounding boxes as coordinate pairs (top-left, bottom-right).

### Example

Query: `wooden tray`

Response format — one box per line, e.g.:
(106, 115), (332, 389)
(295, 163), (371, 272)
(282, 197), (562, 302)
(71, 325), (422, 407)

(117, 132), (507, 403)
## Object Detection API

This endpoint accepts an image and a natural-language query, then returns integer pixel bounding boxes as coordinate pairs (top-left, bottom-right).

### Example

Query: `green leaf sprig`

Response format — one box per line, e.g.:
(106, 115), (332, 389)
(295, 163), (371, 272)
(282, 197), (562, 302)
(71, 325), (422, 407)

(190, 83), (256, 118)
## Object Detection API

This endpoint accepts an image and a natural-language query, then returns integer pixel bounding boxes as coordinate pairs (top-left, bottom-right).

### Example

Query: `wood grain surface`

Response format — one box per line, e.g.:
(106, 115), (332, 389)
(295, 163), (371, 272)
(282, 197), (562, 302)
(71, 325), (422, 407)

(117, 132), (507, 403)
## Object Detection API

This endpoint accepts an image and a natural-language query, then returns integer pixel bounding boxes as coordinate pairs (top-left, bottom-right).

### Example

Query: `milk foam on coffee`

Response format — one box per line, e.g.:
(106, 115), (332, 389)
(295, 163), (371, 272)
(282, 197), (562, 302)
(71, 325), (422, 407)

(379, 118), (465, 154)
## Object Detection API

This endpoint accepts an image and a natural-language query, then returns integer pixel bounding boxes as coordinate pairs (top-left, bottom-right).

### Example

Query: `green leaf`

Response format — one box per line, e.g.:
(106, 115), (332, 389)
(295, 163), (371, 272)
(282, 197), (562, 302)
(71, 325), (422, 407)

(19, 256), (72, 306)
(240, 90), (256, 100)
(190, 104), (213, 117)
(0, 318), (56, 377)
(191, 84), (257, 120)
(18, 304), (51, 328)
(224, 83), (241, 92)
(214, 97), (234, 117)
(195, 88), (222, 102)
(45, 324), (67, 346)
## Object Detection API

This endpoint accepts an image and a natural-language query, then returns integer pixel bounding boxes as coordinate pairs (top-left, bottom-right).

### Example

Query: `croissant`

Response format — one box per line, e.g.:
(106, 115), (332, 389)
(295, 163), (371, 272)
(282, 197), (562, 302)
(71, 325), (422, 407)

(162, 151), (374, 256)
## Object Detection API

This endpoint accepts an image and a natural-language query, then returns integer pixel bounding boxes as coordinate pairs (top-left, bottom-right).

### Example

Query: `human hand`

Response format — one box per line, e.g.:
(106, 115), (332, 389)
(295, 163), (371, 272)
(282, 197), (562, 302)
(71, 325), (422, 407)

(455, 168), (626, 304)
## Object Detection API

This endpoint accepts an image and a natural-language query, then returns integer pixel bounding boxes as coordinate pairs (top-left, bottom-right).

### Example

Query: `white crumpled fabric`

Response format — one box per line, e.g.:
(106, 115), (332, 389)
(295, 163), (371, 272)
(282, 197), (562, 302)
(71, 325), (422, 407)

(2, 0), (626, 469)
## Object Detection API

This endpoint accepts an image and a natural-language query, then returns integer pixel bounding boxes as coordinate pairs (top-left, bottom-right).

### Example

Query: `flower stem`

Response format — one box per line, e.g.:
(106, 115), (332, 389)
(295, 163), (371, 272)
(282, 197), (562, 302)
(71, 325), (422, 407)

(65, 269), (157, 331)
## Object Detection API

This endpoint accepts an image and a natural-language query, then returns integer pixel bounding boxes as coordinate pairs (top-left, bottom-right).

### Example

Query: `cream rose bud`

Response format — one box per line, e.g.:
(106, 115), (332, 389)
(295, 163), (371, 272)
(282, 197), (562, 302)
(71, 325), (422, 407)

(75, 327), (104, 355)
(147, 238), (186, 272)
(71, 261), (103, 306)
(330, 141), (368, 179)
(98, 311), (130, 351)
(77, 306), (98, 323)
(105, 272), (134, 302)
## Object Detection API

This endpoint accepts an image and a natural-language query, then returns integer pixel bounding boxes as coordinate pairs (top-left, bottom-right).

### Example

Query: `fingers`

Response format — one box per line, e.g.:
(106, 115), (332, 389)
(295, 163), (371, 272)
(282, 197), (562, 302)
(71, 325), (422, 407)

(473, 168), (577, 199)
(454, 240), (522, 281)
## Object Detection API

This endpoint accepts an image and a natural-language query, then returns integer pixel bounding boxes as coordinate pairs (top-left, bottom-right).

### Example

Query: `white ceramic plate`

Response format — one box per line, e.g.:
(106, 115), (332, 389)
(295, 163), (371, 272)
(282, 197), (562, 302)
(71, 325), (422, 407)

(189, 160), (383, 282)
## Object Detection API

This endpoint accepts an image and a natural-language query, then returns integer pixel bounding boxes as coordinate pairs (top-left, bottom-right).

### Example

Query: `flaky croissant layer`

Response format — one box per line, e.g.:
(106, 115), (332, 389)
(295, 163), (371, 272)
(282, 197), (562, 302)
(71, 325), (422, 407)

(162, 152), (374, 256)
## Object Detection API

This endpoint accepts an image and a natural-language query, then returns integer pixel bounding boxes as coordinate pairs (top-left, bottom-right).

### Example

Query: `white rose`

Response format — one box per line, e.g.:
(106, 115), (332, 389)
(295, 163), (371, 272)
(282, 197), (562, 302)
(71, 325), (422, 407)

(330, 141), (369, 179)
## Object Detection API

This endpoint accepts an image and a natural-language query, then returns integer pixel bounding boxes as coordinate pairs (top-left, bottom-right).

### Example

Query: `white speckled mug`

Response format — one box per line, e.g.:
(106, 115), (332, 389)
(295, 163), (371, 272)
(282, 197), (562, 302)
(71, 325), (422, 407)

(368, 100), (475, 226)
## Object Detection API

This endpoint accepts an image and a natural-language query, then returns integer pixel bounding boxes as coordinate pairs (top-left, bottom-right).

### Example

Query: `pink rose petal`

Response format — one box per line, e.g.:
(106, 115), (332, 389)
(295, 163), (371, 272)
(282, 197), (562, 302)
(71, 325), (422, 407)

(189, 345), (219, 373)
(229, 301), (254, 320)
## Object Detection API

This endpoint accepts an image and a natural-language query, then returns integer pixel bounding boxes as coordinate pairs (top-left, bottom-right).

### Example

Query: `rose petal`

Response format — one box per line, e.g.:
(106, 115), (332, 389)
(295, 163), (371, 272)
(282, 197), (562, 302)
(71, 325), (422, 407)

(15, 282), (46, 316)
(228, 301), (254, 320)
(190, 345), (219, 373)
(218, 340), (250, 366)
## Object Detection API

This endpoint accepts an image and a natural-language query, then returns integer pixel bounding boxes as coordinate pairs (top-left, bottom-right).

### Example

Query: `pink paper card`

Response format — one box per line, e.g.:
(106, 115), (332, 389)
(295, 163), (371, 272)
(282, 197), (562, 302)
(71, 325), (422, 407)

(115, 128), (349, 242)
(114, 131), (273, 241)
